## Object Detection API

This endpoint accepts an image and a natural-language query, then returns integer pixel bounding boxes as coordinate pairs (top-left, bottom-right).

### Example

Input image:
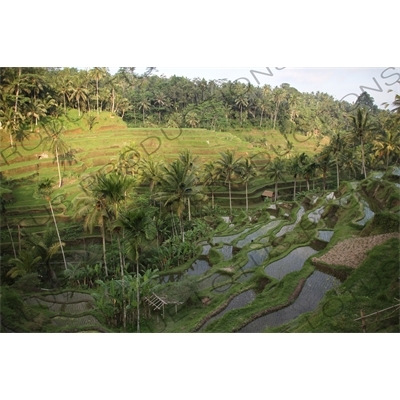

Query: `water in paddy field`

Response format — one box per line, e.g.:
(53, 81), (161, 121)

(317, 230), (334, 242)
(275, 207), (305, 238)
(217, 245), (233, 261)
(187, 259), (211, 276)
(264, 246), (318, 280)
(242, 247), (271, 271)
(238, 271), (340, 333)
(355, 200), (375, 226)
(308, 207), (325, 224)
(200, 290), (256, 332)
(236, 220), (281, 248)
(212, 228), (251, 245)
(202, 244), (211, 255)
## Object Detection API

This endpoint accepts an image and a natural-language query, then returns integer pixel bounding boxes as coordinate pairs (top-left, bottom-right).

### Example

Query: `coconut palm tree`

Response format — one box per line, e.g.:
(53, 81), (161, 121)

(154, 92), (167, 125)
(26, 98), (47, 131)
(348, 107), (375, 179)
(373, 130), (400, 171)
(114, 144), (141, 177)
(42, 118), (70, 187)
(36, 179), (68, 271)
(215, 150), (242, 215)
(329, 132), (345, 188)
(239, 158), (258, 211)
(89, 67), (108, 114)
(70, 76), (88, 116)
(272, 87), (286, 129)
(267, 157), (286, 202)
(155, 159), (202, 240)
(201, 161), (220, 210)
(118, 208), (156, 332)
(235, 93), (249, 126)
(138, 157), (165, 195)
(73, 189), (110, 277)
(138, 95), (151, 125)
(288, 154), (302, 201)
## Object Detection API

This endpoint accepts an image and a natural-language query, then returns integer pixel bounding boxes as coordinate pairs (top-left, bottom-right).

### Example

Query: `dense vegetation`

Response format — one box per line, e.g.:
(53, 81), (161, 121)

(1, 67), (399, 333)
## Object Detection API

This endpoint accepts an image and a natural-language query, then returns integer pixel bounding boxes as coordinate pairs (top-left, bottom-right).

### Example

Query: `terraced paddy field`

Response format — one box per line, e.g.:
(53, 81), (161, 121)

(0, 114), (328, 246)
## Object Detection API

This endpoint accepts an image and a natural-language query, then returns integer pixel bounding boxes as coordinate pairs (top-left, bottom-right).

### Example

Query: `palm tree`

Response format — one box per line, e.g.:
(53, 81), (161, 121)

(179, 149), (199, 173)
(1, 67), (27, 147)
(267, 157), (286, 202)
(185, 111), (200, 128)
(118, 208), (156, 333)
(272, 87), (286, 130)
(138, 95), (151, 125)
(90, 67), (108, 114)
(329, 132), (345, 188)
(215, 150), (242, 215)
(373, 130), (400, 171)
(315, 150), (331, 190)
(7, 250), (42, 279)
(138, 157), (165, 195)
(239, 158), (258, 211)
(70, 76), (88, 116)
(348, 107), (375, 179)
(55, 74), (72, 112)
(155, 159), (202, 240)
(36, 179), (68, 271)
(288, 154), (302, 201)
(42, 118), (70, 187)
(235, 93), (249, 126)
(26, 98), (47, 130)
(114, 144), (141, 177)
(201, 161), (219, 209)
(154, 92), (167, 125)
(73, 189), (110, 277)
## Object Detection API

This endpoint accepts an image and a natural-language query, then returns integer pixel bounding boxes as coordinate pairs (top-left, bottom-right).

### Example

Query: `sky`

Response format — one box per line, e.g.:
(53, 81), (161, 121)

(105, 67), (399, 110)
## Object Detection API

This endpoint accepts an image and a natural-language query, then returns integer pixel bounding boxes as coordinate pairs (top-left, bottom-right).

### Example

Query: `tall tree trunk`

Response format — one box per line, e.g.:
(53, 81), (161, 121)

(18, 224), (22, 252)
(10, 68), (22, 147)
(245, 182), (248, 211)
(228, 180), (232, 215)
(361, 137), (367, 179)
(101, 219), (108, 276)
(49, 200), (67, 270)
(55, 146), (63, 188)
(111, 87), (115, 114)
(117, 235), (126, 330)
(274, 181), (278, 203)
(188, 197), (191, 221)
(136, 244), (140, 333)
(180, 216), (185, 243)
(96, 79), (99, 114)
(6, 221), (17, 258)
(260, 109), (264, 128)
(336, 160), (340, 189)
(293, 178), (297, 201)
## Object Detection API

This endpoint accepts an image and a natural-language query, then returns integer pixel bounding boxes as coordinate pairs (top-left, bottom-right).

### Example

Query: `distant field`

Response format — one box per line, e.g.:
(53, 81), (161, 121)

(0, 111), (329, 243)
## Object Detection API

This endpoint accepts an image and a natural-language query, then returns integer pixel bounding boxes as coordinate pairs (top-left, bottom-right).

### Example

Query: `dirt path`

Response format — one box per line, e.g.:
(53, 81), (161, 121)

(312, 233), (400, 268)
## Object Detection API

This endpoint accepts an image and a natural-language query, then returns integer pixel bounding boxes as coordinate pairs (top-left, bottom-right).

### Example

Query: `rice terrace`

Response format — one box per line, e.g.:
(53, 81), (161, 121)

(1, 67), (399, 333)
